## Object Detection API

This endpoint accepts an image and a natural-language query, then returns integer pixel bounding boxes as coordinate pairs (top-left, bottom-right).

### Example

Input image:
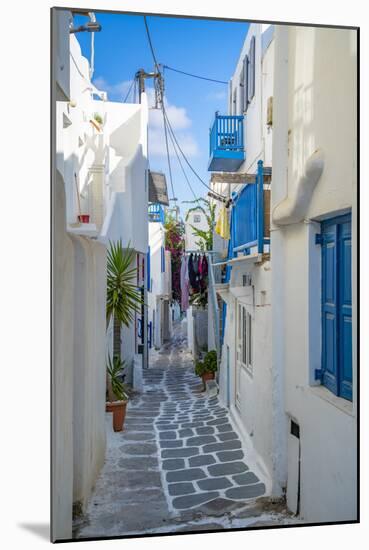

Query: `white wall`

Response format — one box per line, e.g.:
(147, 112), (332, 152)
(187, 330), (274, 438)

(185, 209), (208, 251)
(271, 25), (357, 522)
(216, 23), (278, 495)
(52, 171), (107, 541)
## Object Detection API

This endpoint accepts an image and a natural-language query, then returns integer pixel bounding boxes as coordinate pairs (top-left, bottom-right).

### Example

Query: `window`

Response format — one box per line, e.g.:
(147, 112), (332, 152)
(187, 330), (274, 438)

(228, 79), (233, 115)
(320, 213), (352, 400)
(193, 214), (201, 223)
(232, 88), (237, 115)
(243, 55), (249, 112)
(239, 64), (245, 113)
(248, 36), (255, 103)
(237, 303), (253, 373)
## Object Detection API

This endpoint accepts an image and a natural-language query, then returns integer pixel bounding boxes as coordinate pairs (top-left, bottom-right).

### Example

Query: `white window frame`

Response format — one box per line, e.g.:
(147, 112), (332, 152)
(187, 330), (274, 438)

(237, 302), (253, 375)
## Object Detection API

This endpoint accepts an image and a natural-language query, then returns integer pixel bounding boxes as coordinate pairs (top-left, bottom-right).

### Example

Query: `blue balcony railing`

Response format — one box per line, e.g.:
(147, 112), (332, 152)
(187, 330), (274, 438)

(148, 203), (165, 223)
(228, 160), (270, 258)
(208, 114), (245, 172)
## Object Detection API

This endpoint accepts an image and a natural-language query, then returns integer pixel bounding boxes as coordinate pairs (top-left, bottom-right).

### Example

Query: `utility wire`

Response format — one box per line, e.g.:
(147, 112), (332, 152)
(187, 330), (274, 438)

(123, 78), (135, 103)
(162, 106), (225, 202)
(164, 111), (199, 203)
(143, 16), (160, 71)
(163, 64), (228, 85)
(143, 14), (225, 204)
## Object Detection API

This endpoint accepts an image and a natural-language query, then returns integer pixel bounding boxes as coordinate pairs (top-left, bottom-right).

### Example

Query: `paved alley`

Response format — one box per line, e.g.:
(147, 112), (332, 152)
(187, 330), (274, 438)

(74, 321), (291, 538)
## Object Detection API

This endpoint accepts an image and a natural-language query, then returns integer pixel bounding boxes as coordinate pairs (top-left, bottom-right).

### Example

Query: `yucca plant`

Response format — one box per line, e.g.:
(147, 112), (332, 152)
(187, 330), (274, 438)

(106, 239), (142, 329)
(106, 355), (129, 402)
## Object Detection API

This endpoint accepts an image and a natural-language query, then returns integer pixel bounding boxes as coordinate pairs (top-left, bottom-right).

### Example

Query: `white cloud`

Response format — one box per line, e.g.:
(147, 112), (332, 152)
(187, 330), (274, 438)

(92, 79), (199, 158)
(93, 76), (132, 99)
(147, 87), (198, 158)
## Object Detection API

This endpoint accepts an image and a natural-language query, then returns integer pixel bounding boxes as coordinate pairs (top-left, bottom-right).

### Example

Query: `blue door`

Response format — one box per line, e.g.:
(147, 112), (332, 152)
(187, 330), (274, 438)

(321, 214), (352, 400)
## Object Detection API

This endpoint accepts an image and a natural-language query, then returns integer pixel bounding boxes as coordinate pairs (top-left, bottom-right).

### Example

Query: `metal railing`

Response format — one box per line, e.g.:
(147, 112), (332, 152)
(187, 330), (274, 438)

(209, 114), (244, 155)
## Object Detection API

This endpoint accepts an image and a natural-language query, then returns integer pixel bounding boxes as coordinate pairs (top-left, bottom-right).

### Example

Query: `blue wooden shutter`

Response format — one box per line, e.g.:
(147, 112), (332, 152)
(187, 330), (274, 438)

(248, 36), (255, 101)
(321, 223), (338, 395)
(321, 214), (352, 400)
(338, 218), (352, 400)
(244, 55), (249, 111)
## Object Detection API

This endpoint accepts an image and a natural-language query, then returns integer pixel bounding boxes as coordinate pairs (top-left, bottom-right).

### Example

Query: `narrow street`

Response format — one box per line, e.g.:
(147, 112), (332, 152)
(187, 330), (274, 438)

(74, 321), (292, 539)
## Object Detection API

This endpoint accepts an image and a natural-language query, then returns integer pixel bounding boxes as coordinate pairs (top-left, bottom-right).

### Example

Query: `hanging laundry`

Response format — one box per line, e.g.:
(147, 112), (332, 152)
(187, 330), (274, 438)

(188, 253), (197, 289)
(180, 254), (189, 311)
(215, 206), (230, 240)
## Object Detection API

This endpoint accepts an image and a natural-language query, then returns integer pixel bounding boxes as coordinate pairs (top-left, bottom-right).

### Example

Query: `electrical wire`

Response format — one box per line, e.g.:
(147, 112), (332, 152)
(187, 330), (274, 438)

(123, 78), (135, 103)
(162, 106), (226, 202)
(143, 14), (225, 204)
(163, 64), (228, 85)
(143, 16), (160, 72)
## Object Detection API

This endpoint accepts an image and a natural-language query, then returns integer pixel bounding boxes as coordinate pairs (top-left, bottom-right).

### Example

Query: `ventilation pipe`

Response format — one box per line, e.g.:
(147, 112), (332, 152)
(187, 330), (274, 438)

(272, 149), (324, 225)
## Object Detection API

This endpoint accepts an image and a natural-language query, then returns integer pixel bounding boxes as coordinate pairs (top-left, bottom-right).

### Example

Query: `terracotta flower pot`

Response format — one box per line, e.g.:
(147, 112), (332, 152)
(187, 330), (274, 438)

(201, 371), (215, 390)
(105, 400), (128, 432)
(78, 214), (90, 223)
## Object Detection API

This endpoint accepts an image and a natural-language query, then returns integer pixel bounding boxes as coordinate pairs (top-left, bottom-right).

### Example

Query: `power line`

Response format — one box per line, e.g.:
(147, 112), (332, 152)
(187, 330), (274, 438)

(164, 111), (199, 203)
(143, 14), (225, 204)
(162, 106), (225, 202)
(163, 64), (228, 85)
(143, 16), (160, 72)
(123, 78), (135, 102)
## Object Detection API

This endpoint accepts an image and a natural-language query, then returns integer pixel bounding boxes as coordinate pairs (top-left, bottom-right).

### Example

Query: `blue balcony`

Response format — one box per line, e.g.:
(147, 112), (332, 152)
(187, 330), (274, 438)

(148, 203), (165, 223)
(208, 114), (245, 172)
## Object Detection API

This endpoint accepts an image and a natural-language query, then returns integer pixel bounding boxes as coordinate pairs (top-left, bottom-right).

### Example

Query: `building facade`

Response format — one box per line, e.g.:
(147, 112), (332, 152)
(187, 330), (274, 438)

(271, 24), (357, 522)
(52, 9), (149, 540)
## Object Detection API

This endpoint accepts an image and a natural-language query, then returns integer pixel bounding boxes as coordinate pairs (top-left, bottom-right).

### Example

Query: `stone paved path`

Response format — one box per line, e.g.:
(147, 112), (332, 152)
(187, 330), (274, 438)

(74, 321), (291, 538)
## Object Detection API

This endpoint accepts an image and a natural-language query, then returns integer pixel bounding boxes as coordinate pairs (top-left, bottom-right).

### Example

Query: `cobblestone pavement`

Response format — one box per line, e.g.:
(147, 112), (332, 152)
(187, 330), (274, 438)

(74, 321), (292, 539)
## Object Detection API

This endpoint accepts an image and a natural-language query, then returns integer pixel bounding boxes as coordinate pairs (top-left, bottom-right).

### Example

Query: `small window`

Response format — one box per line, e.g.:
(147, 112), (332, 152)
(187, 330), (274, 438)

(238, 303), (253, 373)
(248, 36), (256, 102)
(233, 88), (237, 115)
(243, 55), (249, 112)
(193, 214), (201, 223)
(239, 65), (245, 113)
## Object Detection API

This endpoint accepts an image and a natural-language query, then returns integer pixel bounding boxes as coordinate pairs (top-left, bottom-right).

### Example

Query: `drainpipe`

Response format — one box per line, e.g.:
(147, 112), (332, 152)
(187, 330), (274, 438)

(272, 149), (324, 225)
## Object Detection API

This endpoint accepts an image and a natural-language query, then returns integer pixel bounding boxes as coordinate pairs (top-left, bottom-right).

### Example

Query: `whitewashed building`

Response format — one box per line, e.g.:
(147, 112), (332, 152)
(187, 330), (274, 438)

(184, 207), (209, 251)
(52, 8), (149, 540)
(271, 24), (357, 522)
(208, 23), (277, 494)
(147, 203), (173, 350)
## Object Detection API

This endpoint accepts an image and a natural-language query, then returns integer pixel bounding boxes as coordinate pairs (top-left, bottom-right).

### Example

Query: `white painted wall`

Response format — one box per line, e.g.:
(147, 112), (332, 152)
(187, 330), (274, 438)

(147, 221), (172, 351)
(53, 12), (149, 539)
(216, 24), (278, 495)
(271, 25), (357, 522)
(185, 209), (208, 251)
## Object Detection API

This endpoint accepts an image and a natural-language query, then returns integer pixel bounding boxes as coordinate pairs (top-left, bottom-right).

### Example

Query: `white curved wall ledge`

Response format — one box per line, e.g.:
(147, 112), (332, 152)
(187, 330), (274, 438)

(272, 149), (324, 225)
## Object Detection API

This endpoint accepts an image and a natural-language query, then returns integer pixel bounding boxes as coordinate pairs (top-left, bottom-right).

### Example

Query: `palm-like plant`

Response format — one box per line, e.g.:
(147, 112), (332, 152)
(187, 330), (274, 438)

(106, 355), (129, 402)
(106, 239), (142, 328)
(183, 198), (216, 251)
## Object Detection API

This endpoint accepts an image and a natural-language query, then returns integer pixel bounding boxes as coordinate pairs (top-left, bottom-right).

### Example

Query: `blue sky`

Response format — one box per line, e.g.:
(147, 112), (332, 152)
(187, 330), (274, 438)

(75, 12), (249, 215)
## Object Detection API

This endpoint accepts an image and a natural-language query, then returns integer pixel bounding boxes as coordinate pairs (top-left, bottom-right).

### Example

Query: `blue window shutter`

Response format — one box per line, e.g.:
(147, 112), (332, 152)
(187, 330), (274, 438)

(338, 219), (352, 400)
(321, 214), (352, 401)
(321, 224), (338, 395)
(244, 55), (249, 112)
(248, 36), (255, 101)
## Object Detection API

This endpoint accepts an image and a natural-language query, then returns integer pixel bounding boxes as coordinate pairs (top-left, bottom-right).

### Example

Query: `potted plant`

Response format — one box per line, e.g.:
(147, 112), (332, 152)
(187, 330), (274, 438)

(195, 349), (217, 390)
(90, 112), (103, 132)
(106, 355), (129, 432)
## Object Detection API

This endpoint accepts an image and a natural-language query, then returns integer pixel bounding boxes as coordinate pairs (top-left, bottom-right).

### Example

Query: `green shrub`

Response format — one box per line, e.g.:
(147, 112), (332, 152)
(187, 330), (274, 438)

(195, 350), (217, 377)
(204, 350), (217, 373)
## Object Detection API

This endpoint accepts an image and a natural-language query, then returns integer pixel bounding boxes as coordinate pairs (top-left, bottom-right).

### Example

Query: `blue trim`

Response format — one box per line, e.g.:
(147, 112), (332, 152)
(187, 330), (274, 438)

(161, 246), (165, 273)
(257, 160), (264, 253)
